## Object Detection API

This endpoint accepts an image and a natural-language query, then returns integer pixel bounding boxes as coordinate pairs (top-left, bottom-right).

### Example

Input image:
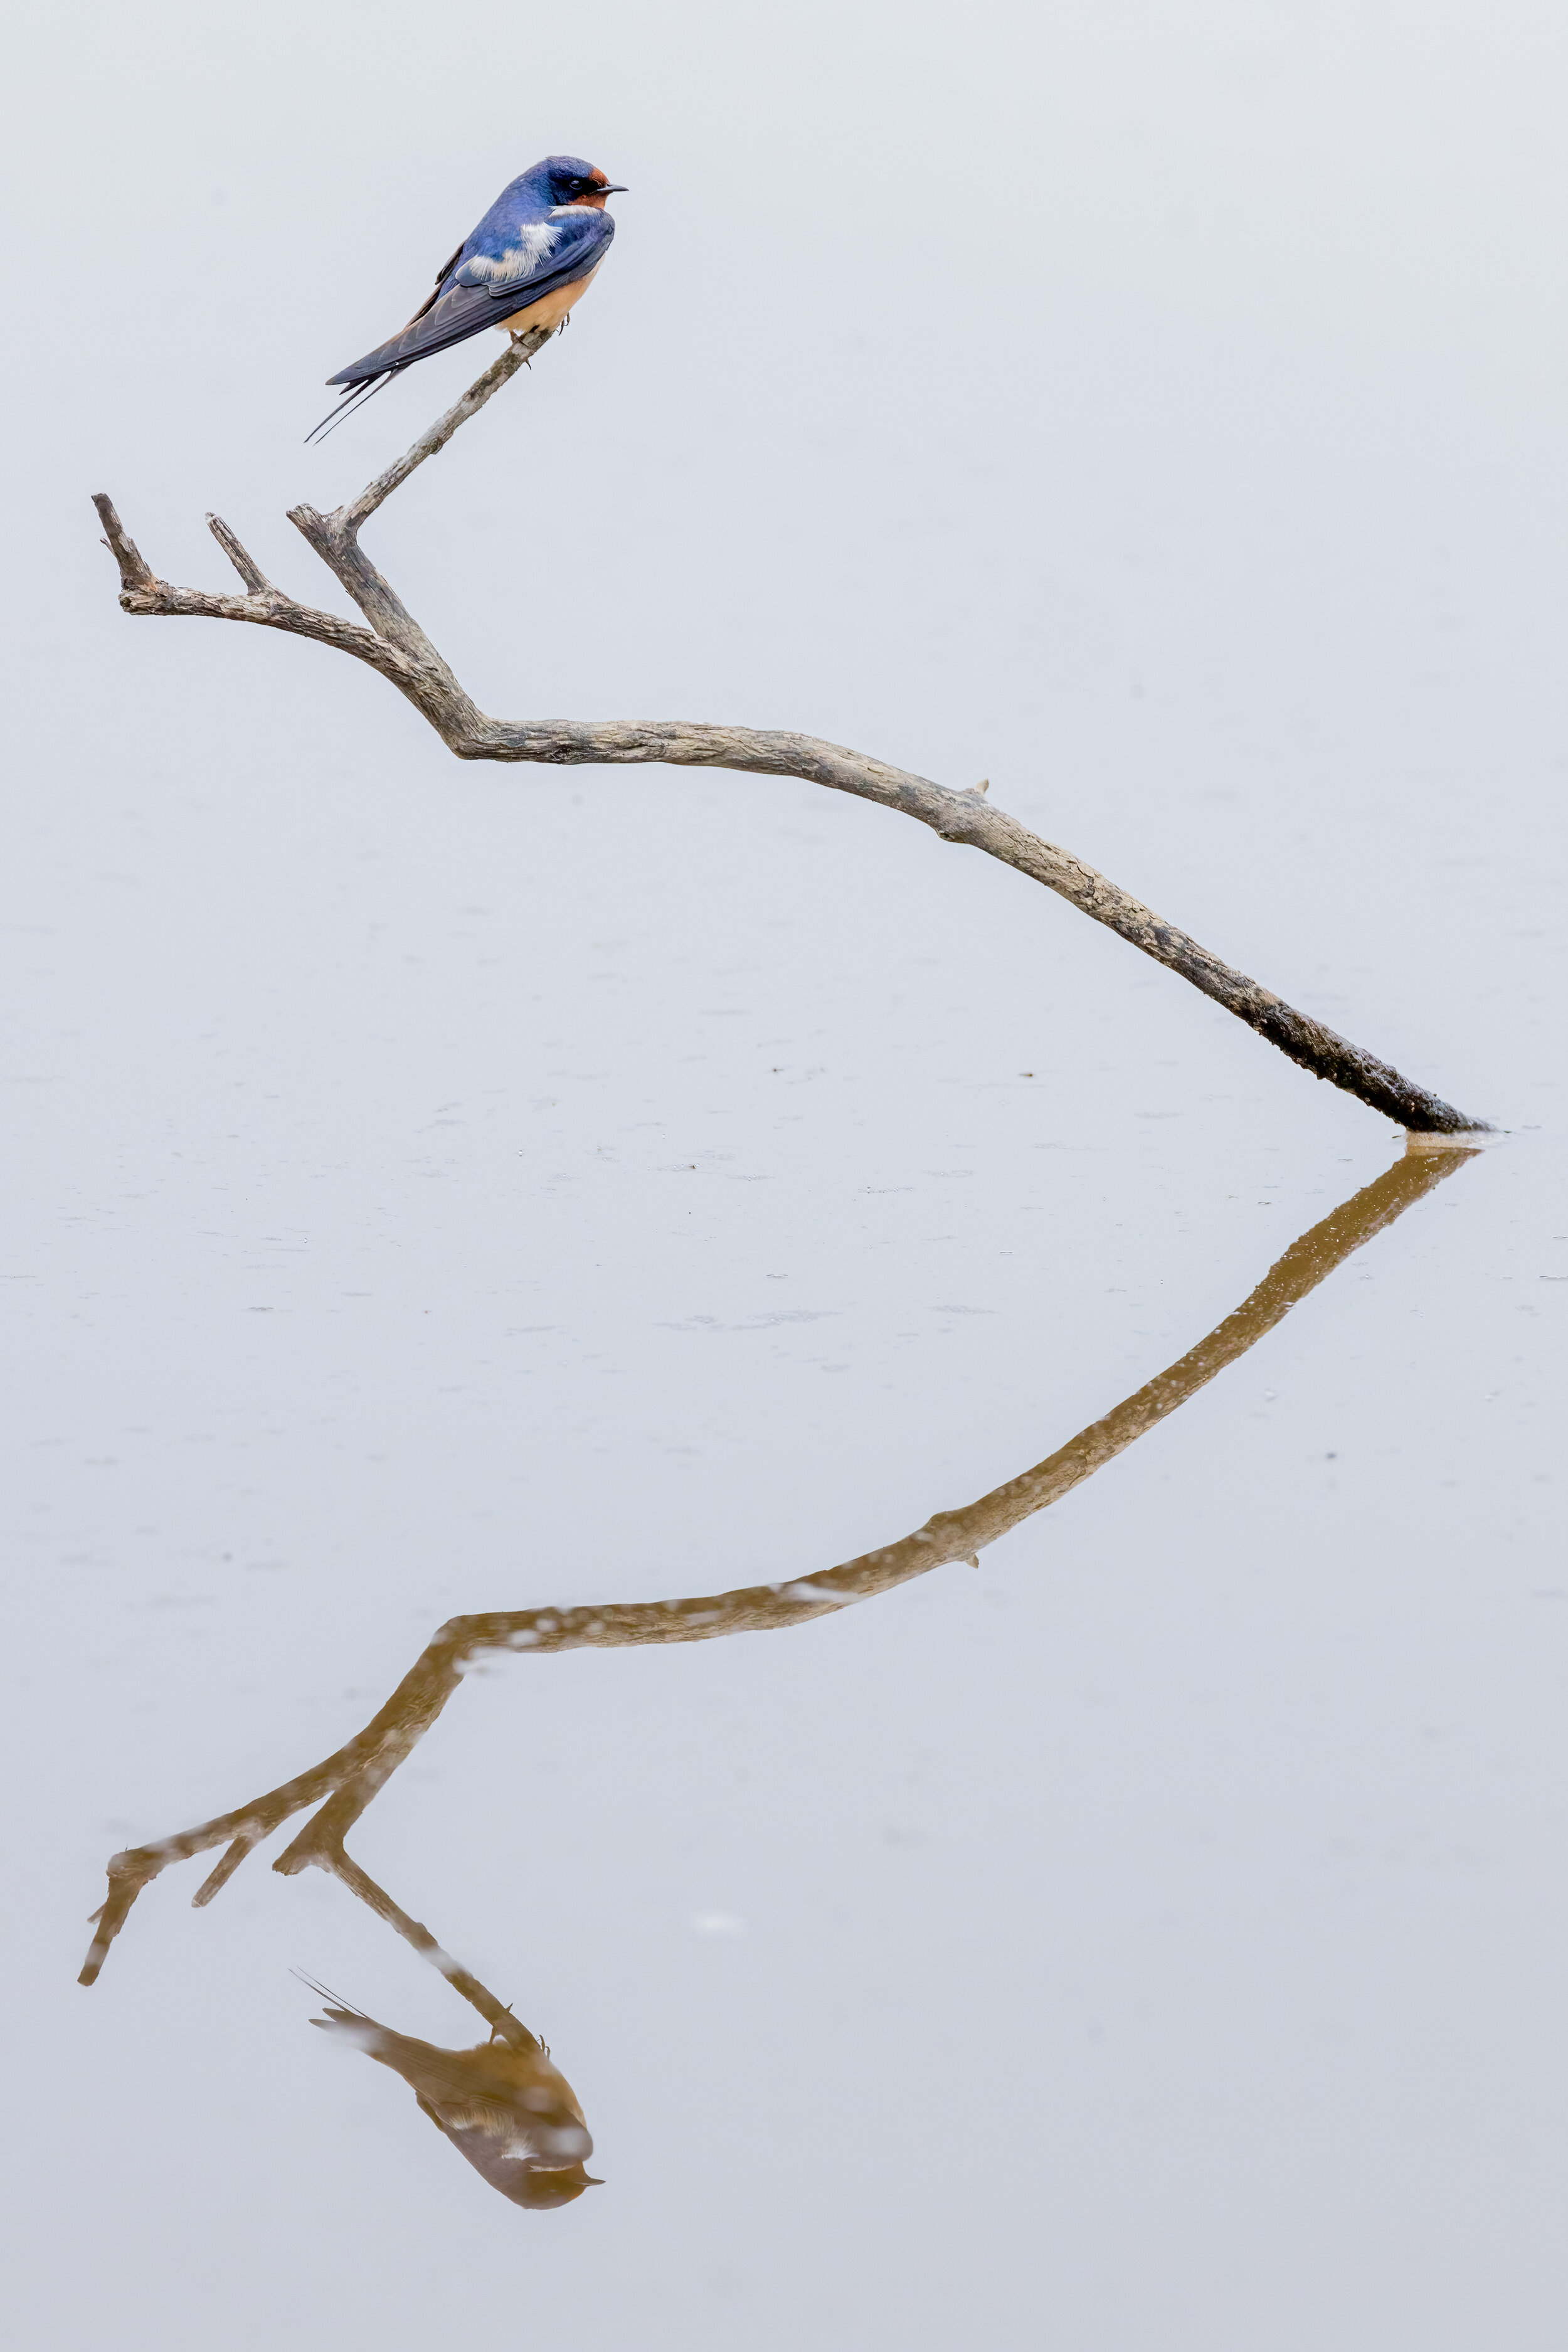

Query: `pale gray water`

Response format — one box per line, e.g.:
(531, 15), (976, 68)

(5, 3), (1567, 2343)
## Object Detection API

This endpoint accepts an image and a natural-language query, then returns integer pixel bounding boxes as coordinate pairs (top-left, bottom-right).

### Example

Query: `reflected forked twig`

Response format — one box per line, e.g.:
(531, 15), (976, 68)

(80, 1143), (1476, 2011)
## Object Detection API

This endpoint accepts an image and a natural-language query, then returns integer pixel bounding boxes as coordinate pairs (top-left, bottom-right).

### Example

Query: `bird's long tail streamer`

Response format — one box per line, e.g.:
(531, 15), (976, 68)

(304, 369), (400, 446)
(291, 1967), (371, 2019)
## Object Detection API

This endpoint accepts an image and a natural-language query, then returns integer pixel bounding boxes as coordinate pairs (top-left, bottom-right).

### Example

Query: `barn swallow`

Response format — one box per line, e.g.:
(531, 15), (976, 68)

(303, 1980), (602, 2210)
(310, 154), (625, 438)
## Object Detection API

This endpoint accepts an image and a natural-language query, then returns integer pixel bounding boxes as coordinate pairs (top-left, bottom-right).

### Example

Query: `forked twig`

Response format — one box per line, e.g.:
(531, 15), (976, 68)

(80, 1141), (1476, 1994)
(93, 329), (1485, 1134)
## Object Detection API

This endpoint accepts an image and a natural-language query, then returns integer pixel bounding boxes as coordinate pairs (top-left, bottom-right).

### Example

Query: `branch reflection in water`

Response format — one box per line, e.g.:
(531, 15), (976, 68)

(78, 1140), (1478, 2209)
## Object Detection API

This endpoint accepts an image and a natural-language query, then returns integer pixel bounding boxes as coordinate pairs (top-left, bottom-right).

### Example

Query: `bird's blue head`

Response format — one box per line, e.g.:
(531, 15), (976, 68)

(529, 154), (627, 211)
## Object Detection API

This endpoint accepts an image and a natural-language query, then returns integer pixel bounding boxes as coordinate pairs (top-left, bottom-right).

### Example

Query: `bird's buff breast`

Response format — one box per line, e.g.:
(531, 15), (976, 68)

(495, 267), (600, 336)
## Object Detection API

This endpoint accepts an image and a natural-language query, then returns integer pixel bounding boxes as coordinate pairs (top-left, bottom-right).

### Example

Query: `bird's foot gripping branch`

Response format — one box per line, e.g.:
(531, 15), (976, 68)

(93, 330), (1486, 1133)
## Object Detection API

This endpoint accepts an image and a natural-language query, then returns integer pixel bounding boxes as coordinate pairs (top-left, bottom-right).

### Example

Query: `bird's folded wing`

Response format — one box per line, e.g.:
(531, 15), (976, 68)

(327, 211), (614, 385)
(445, 2112), (593, 2174)
(450, 206), (611, 295)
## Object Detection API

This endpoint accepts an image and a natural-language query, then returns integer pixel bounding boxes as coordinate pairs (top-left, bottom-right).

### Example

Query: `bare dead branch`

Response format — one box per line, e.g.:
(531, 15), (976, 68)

(93, 494), (154, 593)
(341, 326), (554, 531)
(205, 514), (272, 595)
(90, 340), (1488, 1134)
(78, 1140), (1476, 1989)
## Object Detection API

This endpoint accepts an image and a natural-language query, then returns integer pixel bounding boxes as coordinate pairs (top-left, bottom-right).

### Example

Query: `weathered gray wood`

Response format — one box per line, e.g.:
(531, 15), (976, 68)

(340, 326), (553, 531)
(204, 512), (271, 594)
(92, 336), (1487, 1133)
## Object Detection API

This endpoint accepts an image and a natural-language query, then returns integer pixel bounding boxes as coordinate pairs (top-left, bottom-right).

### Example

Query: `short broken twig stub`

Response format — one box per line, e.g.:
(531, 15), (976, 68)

(90, 329), (1487, 1133)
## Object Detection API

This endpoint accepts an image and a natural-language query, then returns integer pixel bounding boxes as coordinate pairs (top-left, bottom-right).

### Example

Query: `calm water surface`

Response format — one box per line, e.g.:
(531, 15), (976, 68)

(6, 3), (1568, 2344)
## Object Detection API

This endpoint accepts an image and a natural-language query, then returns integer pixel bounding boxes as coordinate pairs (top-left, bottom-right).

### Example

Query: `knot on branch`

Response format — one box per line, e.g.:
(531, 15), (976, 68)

(286, 501), (347, 556)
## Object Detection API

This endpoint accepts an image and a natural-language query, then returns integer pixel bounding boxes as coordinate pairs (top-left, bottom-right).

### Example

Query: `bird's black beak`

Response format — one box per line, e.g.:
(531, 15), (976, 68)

(599, 184), (628, 195)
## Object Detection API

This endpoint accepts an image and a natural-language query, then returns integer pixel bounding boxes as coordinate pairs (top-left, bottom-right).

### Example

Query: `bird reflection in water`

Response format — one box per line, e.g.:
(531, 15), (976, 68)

(298, 1974), (601, 2208)
(79, 1138), (1480, 2205)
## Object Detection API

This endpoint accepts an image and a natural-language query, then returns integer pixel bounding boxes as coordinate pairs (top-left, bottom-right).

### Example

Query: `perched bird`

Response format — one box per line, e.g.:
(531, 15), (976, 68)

(310, 154), (625, 437)
(304, 1981), (603, 2210)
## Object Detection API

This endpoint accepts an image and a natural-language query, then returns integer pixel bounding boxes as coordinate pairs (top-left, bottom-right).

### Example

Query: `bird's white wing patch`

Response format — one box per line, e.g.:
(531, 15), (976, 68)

(458, 222), (563, 289)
